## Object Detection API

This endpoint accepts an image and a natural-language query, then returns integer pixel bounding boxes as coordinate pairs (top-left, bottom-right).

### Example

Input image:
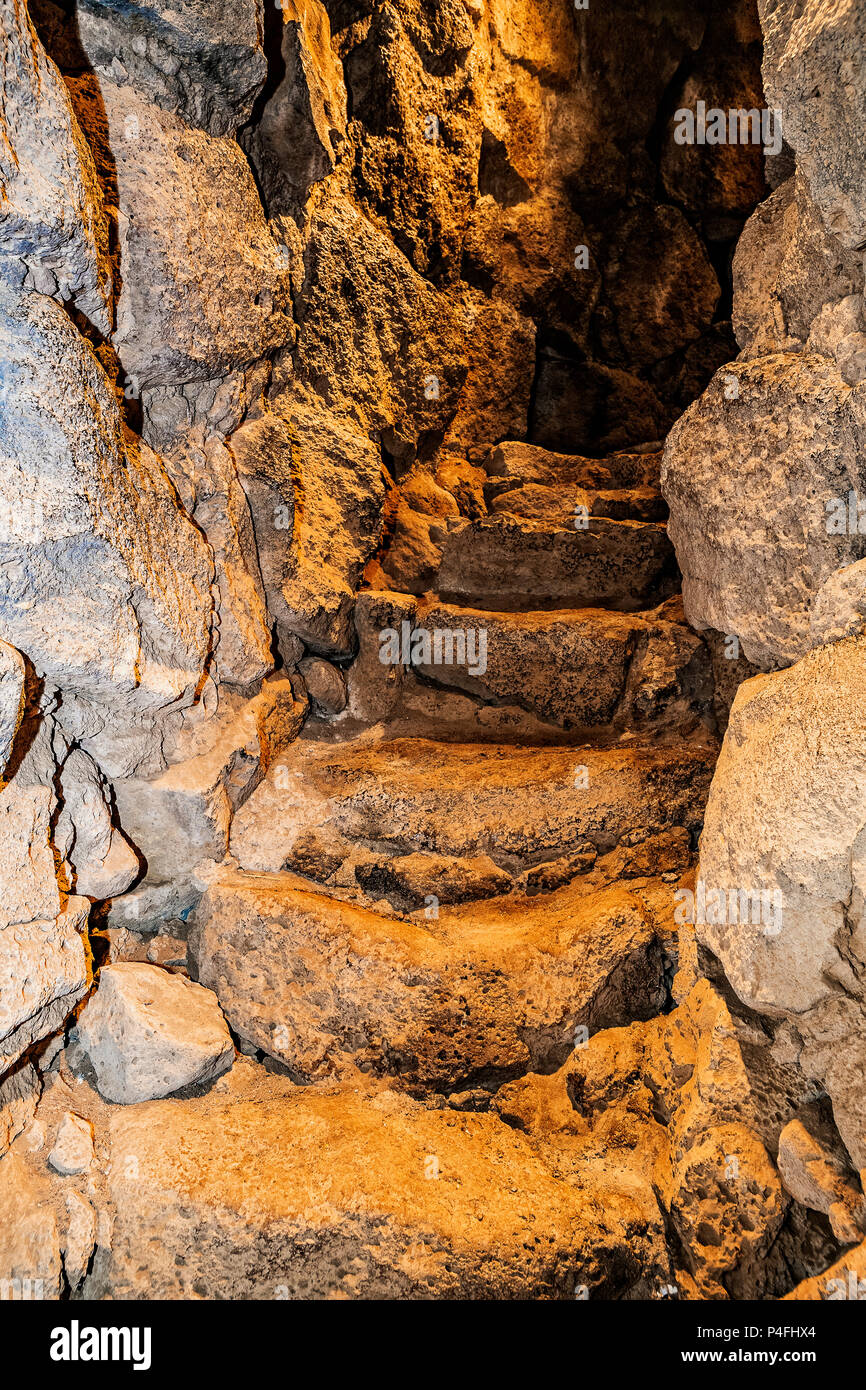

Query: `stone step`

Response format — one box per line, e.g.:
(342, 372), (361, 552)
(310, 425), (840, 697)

(229, 735), (715, 874)
(486, 441), (663, 491)
(435, 513), (677, 612)
(344, 590), (717, 743)
(190, 868), (668, 1090)
(488, 480), (667, 525)
(406, 597), (713, 734)
(90, 1066), (671, 1298)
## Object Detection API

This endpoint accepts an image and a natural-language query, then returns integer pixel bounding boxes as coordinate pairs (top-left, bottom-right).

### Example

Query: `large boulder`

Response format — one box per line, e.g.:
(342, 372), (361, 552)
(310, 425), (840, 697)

(697, 636), (866, 1166)
(662, 353), (866, 668)
(67, 77), (294, 389)
(732, 175), (864, 361)
(759, 0), (866, 249)
(441, 290), (536, 458)
(591, 204), (720, 370)
(462, 189), (599, 351)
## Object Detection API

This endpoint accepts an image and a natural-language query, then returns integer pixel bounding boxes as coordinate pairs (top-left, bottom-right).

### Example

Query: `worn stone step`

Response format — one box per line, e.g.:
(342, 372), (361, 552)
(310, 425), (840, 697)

(229, 736), (715, 873)
(486, 441), (663, 491)
(343, 589), (717, 743)
(190, 868), (667, 1089)
(407, 597), (713, 733)
(436, 513), (677, 612)
(488, 480), (667, 525)
(89, 1069), (671, 1299)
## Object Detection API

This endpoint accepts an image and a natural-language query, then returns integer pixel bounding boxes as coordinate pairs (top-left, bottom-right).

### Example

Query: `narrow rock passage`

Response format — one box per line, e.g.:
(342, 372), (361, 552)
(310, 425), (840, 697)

(3, 0), (863, 1310)
(46, 436), (837, 1302)
(86, 435), (809, 1301)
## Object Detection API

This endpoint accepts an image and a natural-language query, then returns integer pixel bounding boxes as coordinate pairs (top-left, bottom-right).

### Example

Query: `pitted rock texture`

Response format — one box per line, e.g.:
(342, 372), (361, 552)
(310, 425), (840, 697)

(229, 737), (715, 872)
(91, 1069), (674, 1300)
(191, 870), (667, 1088)
(495, 978), (795, 1300)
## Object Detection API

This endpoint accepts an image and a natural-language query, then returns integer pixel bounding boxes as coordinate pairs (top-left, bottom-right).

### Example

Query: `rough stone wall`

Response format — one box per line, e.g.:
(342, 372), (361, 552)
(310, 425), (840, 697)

(662, 0), (866, 1182)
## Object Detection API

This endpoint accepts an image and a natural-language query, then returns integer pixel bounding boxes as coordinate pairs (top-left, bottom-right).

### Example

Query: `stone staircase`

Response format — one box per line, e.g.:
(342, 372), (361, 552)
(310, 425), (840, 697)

(188, 441), (718, 1096)
(79, 441), (818, 1300)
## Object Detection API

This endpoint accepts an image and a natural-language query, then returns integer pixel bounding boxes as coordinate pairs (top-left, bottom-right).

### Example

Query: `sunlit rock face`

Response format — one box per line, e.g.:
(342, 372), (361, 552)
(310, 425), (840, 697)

(0, 0), (862, 1307)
